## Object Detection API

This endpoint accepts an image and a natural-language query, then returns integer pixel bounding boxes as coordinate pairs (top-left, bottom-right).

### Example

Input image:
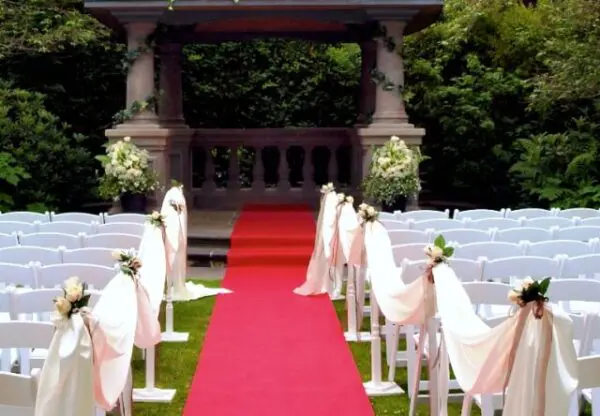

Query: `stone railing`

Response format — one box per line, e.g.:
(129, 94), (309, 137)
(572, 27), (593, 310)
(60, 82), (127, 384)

(169, 128), (361, 209)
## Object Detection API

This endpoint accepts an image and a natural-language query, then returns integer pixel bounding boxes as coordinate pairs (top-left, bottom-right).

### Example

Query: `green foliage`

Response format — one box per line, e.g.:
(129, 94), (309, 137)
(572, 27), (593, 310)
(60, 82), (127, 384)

(0, 152), (30, 211)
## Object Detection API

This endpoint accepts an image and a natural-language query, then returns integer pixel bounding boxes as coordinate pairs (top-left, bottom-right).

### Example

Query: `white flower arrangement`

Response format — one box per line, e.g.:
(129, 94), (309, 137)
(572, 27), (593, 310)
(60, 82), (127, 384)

(320, 182), (335, 194)
(53, 277), (91, 320)
(147, 210), (165, 227)
(336, 193), (354, 206)
(358, 203), (378, 223)
(507, 277), (551, 319)
(96, 136), (160, 200)
(112, 249), (143, 278)
(362, 136), (424, 205)
(423, 235), (454, 283)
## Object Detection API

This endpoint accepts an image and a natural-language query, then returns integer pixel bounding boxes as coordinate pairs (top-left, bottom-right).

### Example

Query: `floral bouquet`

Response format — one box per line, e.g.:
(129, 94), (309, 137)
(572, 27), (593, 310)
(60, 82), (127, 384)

(112, 249), (143, 278)
(358, 203), (378, 223)
(321, 182), (335, 194)
(423, 235), (454, 283)
(147, 211), (165, 227)
(508, 277), (551, 319)
(96, 136), (160, 200)
(336, 193), (354, 206)
(53, 277), (91, 320)
(362, 136), (424, 206)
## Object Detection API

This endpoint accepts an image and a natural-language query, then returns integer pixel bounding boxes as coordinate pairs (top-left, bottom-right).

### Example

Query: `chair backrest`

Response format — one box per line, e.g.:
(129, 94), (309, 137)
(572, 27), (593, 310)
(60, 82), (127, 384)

(0, 222), (37, 235)
(0, 212), (49, 223)
(62, 247), (116, 268)
(399, 259), (428, 284)
(410, 218), (463, 231)
(0, 291), (10, 315)
(10, 288), (64, 321)
(447, 258), (483, 281)
(454, 241), (524, 261)
(50, 212), (103, 224)
(0, 371), (37, 412)
(38, 221), (95, 235)
(36, 263), (115, 289)
(0, 247), (62, 266)
(441, 229), (492, 245)
(481, 256), (560, 283)
(0, 321), (54, 374)
(378, 212), (397, 220)
(0, 263), (36, 289)
(556, 208), (600, 219)
(392, 243), (427, 263)
(524, 240), (592, 258)
(494, 227), (553, 243)
(559, 254), (600, 279)
(465, 218), (521, 230)
(381, 220), (410, 231)
(553, 226), (600, 242)
(397, 209), (449, 221)
(453, 209), (505, 221)
(387, 229), (430, 245)
(0, 233), (18, 248)
(580, 217), (600, 227)
(103, 213), (146, 225)
(522, 217), (575, 229)
(18, 233), (83, 250)
(84, 233), (141, 250)
(96, 222), (145, 236)
(577, 355), (600, 390)
(505, 208), (554, 219)
(547, 279), (600, 303)
(462, 281), (512, 306)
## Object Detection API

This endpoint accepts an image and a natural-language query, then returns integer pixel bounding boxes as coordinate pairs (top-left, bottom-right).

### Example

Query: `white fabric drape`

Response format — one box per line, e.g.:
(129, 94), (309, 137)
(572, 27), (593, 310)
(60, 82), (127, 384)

(321, 192), (338, 259)
(338, 203), (359, 263)
(161, 186), (231, 301)
(138, 223), (167, 316)
(433, 264), (579, 415)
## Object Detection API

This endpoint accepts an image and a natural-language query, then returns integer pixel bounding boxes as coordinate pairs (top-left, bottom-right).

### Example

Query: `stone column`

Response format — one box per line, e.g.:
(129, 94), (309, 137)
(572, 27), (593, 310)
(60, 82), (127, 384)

(158, 43), (185, 126)
(356, 40), (377, 126)
(124, 22), (158, 124)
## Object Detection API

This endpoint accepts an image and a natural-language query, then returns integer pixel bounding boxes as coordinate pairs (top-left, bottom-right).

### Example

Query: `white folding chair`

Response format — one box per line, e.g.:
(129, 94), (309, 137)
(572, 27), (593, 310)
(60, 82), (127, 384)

(454, 241), (524, 261)
(103, 213), (146, 225)
(38, 221), (95, 235)
(0, 233), (18, 248)
(0, 263), (36, 289)
(505, 208), (554, 219)
(581, 217), (600, 227)
(381, 220), (410, 231)
(556, 208), (600, 219)
(442, 229), (492, 245)
(453, 209), (505, 220)
(0, 247), (62, 266)
(396, 209), (450, 221)
(0, 371), (38, 415)
(18, 233), (83, 250)
(548, 278), (600, 316)
(96, 222), (145, 236)
(378, 212), (397, 220)
(36, 263), (115, 290)
(392, 243), (428, 264)
(50, 212), (103, 224)
(524, 240), (592, 258)
(494, 227), (553, 243)
(560, 254), (600, 281)
(522, 217), (575, 229)
(481, 256), (560, 286)
(84, 233), (141, 250)
(0, 291), (10, 322)
(572, 356), (600, 416)
(448, 258), (484, 282)
(0, 212), (49, 223)
(387, 229), (430, 245)
(555, 226), (600, 242)
(10, 288), (63, 322)
(0, 321), (54, 375)
(62, 248), (116, 268)
(464, 218), (521, 230)
(410, 218), (464, 231)
(0, 222), (38, 235)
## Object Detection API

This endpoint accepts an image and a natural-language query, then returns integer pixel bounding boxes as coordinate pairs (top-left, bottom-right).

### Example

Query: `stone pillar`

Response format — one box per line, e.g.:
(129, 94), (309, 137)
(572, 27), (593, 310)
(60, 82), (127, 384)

(124, 22), (158, 124)
(356, 40), (377, 126)
(158, 43), (185, 126)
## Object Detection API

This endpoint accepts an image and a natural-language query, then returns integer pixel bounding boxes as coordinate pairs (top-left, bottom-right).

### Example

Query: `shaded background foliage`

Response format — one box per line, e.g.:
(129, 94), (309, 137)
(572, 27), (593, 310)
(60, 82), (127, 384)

(0, 0), (599, 210)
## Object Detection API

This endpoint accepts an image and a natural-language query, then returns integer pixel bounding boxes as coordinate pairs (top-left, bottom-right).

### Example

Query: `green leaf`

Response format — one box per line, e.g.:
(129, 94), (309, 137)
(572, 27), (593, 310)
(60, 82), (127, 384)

(434, 234), (446, 249)
(443, 246), (454, 258)
(538, 277), (551, 295)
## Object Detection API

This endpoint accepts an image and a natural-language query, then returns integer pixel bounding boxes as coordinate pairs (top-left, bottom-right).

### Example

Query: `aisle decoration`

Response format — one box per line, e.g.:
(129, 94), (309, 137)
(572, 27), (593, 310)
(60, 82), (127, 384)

(326, 193), (356, 300)
(52, 276), (91, 322)
(96, 136), (159, 213)
(507, 277), (550, 319)
(362, 135), (424, 212)
(113, 249), (143, 278)
(147, 211), (166, 228)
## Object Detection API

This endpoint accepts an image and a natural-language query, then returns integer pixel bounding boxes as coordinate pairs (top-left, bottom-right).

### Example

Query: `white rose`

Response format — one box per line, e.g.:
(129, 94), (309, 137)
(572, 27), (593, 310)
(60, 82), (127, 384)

(123, 136), (131, 142)
(54, 297), (72, 316)
(112, 250), (122, 260)
(359, 203), (368, 211)
(337, 193), (345, 203)
(522, 277), (534, 290)
(64, 277), (83, 302)
(327, 182), (333, 188)
(367, 206), (376, 216)
(507, 290), (520, 303)
(390, 135), (400, 142)
(346, 196), (354, 204)
(424, 245), (444, 259)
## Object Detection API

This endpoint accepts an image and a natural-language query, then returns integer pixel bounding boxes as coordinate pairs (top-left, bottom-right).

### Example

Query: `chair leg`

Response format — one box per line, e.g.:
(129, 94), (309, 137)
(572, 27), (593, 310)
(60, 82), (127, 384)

(387, 323), (401, 382)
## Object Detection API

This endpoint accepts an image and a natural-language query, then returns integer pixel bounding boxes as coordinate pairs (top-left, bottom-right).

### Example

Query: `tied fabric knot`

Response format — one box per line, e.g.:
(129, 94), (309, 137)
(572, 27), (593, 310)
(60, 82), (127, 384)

(328, 206), (343, 270)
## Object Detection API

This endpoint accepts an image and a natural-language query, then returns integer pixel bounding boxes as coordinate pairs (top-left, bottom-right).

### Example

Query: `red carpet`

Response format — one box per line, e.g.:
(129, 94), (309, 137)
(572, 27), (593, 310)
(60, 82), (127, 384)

(183, 204), (374, 416)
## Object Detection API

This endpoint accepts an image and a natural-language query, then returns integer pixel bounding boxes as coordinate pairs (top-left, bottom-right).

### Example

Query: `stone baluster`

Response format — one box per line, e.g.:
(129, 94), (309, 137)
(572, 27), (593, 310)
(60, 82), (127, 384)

(328, 145), (338, 185)
(302, 145), (314, 192)
(228, 145), (240, 191)
(278, 146), (290, 191)
(202, 146), (216, 192)
(253, 146), (265, 191)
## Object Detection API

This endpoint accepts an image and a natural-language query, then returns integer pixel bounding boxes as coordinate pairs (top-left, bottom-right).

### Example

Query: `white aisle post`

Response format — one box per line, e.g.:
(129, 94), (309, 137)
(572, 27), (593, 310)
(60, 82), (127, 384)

(344, 265), (373, 342)
(161, 274), (189, 342)
(363, 293), (404, 396)
(132, 345), (176, 402)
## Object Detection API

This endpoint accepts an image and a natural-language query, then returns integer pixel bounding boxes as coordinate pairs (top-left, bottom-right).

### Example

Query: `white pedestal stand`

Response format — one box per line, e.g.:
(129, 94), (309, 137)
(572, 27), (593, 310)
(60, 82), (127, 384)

(344, 265), (373, 342)
(132, 345), (176, 402)
(161, 286), (189, 342)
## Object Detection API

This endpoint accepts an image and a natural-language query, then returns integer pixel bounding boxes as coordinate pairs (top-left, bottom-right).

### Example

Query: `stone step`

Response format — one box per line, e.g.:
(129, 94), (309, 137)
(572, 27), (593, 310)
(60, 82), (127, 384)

(187, 230), (230, 267)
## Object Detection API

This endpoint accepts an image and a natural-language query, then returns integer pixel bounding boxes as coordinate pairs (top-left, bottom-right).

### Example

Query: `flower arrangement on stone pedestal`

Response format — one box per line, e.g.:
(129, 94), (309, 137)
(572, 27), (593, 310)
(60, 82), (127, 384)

(96, 136), (160, 213)
(362, 136), (424, 212)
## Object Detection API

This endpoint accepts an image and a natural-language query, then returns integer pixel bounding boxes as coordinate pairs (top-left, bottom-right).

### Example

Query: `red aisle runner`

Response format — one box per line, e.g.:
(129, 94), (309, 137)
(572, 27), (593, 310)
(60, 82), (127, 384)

(183, 204), (374, 416)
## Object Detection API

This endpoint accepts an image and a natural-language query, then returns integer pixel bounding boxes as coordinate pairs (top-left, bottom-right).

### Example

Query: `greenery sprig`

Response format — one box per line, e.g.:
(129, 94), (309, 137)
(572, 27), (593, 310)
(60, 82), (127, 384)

(508, 277), (551, 319)
(113, 249), (143, 278)
(423, 235), (454, 283)
(147, 210), (165, 227)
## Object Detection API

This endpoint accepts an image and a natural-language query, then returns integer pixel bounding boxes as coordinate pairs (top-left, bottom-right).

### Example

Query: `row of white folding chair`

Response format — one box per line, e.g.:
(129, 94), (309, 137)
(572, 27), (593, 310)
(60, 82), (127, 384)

(0, 233), (141, 255)
(0, 221), (145, 238)
(0, 263), (116, 290)
(383, 217), (600, 232)
(0, 248), (118, 274)
(0, 211), (147, 225)
(382, 207), (600, 222)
